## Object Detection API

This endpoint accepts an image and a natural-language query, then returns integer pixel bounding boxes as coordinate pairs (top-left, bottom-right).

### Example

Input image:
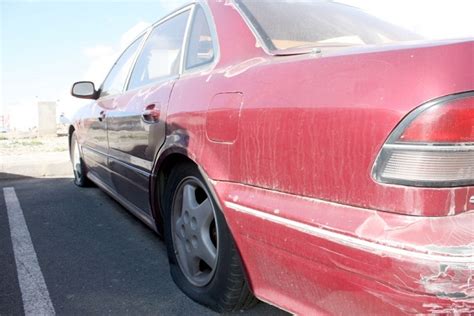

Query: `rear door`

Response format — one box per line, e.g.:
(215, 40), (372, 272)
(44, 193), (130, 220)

(81, 36), (145, 187)
(107, 8), (191, 214)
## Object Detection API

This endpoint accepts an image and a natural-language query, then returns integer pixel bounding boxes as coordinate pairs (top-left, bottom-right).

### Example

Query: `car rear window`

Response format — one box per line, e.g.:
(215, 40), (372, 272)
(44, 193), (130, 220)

(235, 0), (422, 54)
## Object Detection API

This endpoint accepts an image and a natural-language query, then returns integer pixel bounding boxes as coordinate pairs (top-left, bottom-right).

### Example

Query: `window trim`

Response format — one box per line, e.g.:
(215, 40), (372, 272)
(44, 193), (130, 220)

(122, 29), (152, 95)
(125, 5), (194, 92)
(231, 0), (275, 56)
(98, 0), (220, 97)
(181, 3), (220, 74)
(179, 4), (197, 74)
(98, 33), (148, 99)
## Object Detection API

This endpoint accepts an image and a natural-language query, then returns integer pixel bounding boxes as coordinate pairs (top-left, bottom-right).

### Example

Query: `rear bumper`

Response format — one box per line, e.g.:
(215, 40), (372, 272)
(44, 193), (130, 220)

(214, 181), (474, 315)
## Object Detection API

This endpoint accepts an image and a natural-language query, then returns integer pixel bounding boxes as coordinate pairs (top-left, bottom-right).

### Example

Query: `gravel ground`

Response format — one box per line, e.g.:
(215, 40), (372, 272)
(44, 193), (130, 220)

(0, 134), (71, 179)
(0, 135), (68, 156)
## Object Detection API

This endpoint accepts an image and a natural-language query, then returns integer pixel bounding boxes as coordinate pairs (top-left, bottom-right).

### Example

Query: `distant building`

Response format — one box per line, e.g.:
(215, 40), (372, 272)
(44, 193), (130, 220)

(38, 101), (57, 136)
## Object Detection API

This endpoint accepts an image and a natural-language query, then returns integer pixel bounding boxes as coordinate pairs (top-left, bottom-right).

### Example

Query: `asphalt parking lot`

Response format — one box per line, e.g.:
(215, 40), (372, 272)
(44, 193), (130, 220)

(0, 175), (286, 315)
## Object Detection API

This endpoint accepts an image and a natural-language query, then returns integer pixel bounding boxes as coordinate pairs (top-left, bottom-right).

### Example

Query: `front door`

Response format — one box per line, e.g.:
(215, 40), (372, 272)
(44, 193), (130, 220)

(81, 35), (145, 188)
(80, 101), (110, 185)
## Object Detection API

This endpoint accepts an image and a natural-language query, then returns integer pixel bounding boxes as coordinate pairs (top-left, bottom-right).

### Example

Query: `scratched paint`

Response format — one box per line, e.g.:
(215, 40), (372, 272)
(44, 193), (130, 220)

(69, 1), (474, 314)
(216, 181), (474, 314)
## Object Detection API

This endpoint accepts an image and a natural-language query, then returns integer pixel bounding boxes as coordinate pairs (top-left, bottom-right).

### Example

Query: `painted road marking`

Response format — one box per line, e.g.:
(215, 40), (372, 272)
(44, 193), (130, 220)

(3, 187), (55, 316)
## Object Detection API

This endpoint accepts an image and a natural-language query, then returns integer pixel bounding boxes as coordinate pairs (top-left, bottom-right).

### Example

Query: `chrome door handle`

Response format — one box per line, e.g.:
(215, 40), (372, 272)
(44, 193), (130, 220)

(142, 104), (160, 123)
(98, 111), (106, 122)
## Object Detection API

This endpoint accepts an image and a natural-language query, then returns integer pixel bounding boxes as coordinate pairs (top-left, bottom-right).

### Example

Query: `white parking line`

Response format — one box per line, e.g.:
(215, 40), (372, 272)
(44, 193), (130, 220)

(3, 187), (55, 316)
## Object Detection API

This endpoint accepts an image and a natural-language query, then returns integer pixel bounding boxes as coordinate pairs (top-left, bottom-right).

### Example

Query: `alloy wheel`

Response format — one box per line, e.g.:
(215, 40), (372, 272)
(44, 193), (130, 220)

(171, 176), (219, 287)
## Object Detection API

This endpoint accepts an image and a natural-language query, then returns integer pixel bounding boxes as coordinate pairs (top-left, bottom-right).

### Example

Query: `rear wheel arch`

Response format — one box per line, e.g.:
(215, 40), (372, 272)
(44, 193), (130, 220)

(150, 149), (227, 243)
(151, 151), (199, 234)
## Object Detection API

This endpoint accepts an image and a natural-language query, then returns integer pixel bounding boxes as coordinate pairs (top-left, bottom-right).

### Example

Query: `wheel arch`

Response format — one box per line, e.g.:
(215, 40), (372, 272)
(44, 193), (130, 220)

(150, 147), (196, 234)
(150, 146), (225, 236)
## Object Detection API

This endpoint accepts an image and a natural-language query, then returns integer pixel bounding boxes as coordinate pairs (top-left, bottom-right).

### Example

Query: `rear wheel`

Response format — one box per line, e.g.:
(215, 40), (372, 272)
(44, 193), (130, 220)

(163, 163), (257, 312)
(70, 132), (92, 187)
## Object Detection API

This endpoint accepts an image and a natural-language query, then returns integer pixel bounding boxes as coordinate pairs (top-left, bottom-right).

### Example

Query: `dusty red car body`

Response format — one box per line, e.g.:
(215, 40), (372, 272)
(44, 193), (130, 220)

(72, 1), (474, 314)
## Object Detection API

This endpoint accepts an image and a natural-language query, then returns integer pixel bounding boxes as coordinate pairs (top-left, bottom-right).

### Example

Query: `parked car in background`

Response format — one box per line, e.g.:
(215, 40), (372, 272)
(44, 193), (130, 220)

(70, 0), (474, 314)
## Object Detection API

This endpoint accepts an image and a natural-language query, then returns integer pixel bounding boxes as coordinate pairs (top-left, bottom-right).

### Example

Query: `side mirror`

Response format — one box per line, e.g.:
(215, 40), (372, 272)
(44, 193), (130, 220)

(71, 81), (98, 99)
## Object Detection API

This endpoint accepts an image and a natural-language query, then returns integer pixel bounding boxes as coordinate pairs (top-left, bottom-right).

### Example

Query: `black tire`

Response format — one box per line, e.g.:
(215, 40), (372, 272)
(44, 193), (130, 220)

(163, 163), (258, 312)
(70, 132), (92, 187)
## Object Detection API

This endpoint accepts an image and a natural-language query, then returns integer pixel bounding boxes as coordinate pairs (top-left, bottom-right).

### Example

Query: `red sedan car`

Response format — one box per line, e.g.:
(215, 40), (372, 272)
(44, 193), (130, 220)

(69, 0), (474, 314)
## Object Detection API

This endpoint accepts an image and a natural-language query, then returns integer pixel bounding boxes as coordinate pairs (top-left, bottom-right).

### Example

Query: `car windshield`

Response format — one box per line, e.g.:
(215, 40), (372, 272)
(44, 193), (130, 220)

(235, 0), (423, 54)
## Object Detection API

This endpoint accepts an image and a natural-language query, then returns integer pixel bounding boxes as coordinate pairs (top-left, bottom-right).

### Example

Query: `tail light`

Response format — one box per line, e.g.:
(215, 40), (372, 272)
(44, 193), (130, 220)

(373, 92), (474, 187)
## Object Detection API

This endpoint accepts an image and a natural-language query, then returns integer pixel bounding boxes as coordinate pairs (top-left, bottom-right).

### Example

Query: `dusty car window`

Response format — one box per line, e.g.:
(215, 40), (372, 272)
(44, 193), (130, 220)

(235, 0), (422, 53)
(128, 11), (190, 90)
(100, 36), (144, 97)
(185, 6), (214, 69)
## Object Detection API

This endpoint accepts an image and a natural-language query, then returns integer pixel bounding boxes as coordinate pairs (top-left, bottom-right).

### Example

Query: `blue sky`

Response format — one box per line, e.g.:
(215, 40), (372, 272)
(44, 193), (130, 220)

(1, 0), (473, 128)
(1, 0), (185, 116)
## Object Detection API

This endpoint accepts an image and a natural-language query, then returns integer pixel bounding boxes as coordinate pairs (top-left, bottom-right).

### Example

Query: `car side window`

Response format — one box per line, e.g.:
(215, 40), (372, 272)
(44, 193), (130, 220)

(185, 6), (215, 69)
(100, 36), (144, 97)
(128, 11), (190, 90)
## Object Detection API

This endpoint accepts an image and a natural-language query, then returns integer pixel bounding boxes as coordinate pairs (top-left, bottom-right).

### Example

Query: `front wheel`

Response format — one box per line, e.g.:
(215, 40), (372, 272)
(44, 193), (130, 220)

(163, 163), (257, 312)
(70, 132), (92, 187)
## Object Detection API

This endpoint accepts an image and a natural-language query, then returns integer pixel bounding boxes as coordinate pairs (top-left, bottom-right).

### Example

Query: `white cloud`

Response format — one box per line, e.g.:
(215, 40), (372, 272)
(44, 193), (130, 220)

(119, 21), (150, 48)
(81, 47), (115, 85)
(83, 45), (115, 59)
(81, 21), (150, 88)
(80, 45), (116, 86)
(159, 0), (187, 13)
(75, 1), (184, 93)
(57, 21), (152, 120)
